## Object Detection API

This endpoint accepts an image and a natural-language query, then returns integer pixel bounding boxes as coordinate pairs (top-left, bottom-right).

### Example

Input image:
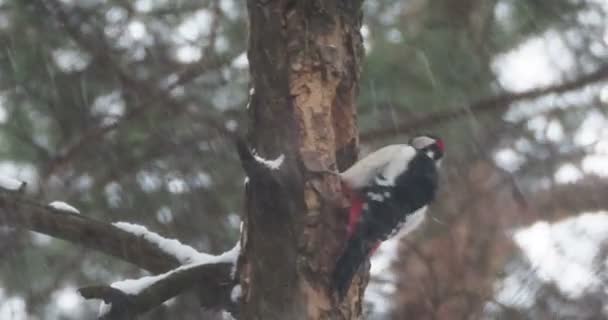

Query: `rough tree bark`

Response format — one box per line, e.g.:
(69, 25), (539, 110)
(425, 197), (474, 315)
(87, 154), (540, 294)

(238, 1), (365, 319)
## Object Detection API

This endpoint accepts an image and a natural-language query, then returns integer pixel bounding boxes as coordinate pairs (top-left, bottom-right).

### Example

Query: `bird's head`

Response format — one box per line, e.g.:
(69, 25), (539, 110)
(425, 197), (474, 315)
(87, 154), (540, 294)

(409, 134), (445, 161)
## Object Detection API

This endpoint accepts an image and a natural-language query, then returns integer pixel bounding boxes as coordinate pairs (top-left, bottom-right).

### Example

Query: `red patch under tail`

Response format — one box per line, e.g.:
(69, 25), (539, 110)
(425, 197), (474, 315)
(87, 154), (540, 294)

(343, 183), (381, 255)
(347, 194), (364, 237)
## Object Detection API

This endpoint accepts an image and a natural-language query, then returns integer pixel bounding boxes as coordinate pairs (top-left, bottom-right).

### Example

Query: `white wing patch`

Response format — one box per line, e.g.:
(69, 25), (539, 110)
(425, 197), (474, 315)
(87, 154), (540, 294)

(367, 192), (384, 202)
(340, 145), (415, 189)
(375, 175), (393, 186)
(380, 146), (417, 185)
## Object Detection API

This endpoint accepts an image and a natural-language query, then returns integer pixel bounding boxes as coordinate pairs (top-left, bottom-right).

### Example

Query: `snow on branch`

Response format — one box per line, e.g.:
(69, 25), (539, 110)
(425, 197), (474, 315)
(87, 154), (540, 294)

(0, 175), (26, 192)
(81, 242), (241, 319)
(0, 191), (240, 319)
(48, 201), (80, 214)
(251, 149), (284, 170)
(112, 241), (238, 294)
(233, 135), (285, 184)
(113, 221), (217, 265)
(0, 193), (180, 273)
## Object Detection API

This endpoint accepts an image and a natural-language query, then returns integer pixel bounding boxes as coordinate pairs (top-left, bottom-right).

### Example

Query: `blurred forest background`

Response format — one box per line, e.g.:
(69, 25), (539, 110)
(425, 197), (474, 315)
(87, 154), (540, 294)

(0, 0), (607, 319)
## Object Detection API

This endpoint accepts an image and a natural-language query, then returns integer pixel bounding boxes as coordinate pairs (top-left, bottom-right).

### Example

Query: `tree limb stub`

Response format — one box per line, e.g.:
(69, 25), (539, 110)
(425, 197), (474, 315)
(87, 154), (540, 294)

(234, 136), (279, 180)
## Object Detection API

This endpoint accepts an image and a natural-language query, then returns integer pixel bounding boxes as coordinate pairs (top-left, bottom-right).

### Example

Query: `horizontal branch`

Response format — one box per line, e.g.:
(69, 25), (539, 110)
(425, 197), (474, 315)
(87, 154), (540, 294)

(0, 190), (239, 316)
(80, 261), (235, 319)
(0, 193), (180, 273)
(534, 176), (608, 215)
(361, 64), (608, 142)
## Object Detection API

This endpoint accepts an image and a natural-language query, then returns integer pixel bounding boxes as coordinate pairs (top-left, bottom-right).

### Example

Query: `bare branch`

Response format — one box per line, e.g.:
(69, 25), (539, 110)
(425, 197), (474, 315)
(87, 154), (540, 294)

(34, 0), (235, 178)
(534, 176), (608, 216)
(361, 65), (608, 142)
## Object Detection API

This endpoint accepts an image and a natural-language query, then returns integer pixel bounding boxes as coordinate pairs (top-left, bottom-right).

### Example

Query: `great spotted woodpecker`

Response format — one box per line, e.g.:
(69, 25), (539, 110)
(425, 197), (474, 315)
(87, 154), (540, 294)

(331, 134), (445, 298)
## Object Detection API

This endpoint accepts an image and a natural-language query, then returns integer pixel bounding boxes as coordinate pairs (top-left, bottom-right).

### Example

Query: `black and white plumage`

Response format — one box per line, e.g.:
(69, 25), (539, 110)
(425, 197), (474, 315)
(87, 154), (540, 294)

(331, 134), (444, 298)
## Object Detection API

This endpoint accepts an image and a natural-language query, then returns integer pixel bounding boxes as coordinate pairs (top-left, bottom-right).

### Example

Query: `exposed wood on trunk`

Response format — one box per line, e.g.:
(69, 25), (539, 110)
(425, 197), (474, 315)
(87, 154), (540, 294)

(240, 1), (364, 319)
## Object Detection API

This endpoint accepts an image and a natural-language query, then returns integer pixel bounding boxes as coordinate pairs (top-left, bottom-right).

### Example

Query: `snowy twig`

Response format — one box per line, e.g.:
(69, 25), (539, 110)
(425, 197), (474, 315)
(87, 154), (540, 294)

(80, 259), (236, 319)
(0, 192), (241, 317)
(251, 149), (285, 170)
(112, 222), (216, 265)
(234, 136), (285, 183)
(0, 176), (26, 192)
(48, 201), (80, 214)
(80, 242), (240, 318)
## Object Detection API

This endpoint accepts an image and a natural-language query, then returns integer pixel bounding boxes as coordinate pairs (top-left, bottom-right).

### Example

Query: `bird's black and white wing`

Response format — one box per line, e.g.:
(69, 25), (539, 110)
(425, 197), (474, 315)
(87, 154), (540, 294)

(339, 144), (413, 190)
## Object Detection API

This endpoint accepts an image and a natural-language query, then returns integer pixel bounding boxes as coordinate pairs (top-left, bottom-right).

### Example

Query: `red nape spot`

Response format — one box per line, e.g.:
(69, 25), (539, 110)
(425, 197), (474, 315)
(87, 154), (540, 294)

(436, 139), (445, 151)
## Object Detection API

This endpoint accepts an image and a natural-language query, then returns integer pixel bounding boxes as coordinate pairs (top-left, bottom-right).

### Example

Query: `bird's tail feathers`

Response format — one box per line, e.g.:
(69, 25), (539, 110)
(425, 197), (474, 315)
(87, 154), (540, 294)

(331, 236), (369, 299)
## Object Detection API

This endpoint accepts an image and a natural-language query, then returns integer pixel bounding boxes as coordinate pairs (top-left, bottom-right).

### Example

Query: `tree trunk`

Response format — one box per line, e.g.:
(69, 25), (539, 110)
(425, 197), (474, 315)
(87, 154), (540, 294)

(238, 1), (364, 319)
